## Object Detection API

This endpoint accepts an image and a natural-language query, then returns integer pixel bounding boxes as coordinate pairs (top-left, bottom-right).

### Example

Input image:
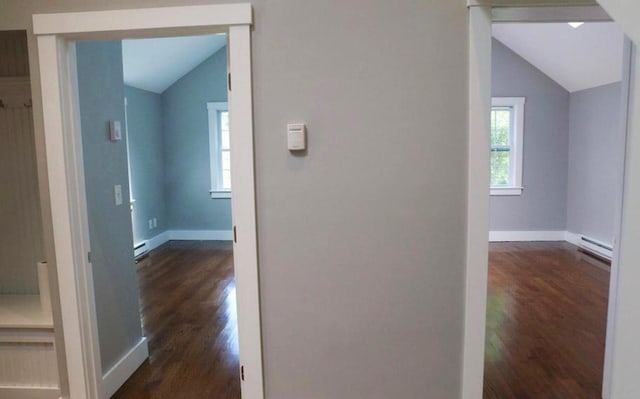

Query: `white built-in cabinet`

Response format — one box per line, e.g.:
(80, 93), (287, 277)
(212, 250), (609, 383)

(0, 74), (60, 398)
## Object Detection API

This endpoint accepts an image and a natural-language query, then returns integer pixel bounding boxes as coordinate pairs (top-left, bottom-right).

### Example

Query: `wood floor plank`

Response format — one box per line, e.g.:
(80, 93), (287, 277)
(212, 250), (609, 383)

(112, 240), (241, 399)
(483, 242), (610, 399)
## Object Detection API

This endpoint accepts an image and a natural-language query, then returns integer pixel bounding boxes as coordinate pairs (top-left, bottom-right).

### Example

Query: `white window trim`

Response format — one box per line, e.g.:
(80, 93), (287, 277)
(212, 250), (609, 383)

(208, 101), (231, 199)
(490, 96), (525, 196)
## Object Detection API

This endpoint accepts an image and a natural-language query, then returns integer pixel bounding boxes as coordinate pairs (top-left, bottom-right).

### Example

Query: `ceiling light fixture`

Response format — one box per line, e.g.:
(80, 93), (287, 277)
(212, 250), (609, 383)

(568, 22), (585, 29)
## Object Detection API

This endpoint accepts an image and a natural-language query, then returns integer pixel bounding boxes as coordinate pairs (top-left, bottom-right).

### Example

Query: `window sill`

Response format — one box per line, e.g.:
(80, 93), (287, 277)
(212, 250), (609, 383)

(210, 190), (231, 199)
(491, 187), (523, 196)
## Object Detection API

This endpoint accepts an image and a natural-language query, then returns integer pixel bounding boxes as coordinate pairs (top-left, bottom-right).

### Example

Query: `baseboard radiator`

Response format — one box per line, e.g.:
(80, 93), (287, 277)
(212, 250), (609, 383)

(133, 242), (148, 258)
(579, 235), (613, 261)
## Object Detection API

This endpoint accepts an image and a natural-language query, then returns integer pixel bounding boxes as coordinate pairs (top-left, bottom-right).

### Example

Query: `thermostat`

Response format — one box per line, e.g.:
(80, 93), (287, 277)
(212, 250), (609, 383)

(287, 123), (306, 151)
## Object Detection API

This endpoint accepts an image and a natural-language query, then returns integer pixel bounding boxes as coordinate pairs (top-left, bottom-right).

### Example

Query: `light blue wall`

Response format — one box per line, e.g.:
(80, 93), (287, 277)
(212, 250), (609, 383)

(76, 41), (143, 372)
(567, 82), (623, 244)
(124, 85), (166, 243)
(490, 39), (570, 231)
(162, 46), (231, 230)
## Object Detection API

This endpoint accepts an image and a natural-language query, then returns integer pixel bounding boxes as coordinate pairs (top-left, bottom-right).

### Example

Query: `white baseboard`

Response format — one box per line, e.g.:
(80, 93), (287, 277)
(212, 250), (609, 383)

(102, 337), (148, 399)
(146, 231), (171, 251)
(564, 231), (581, 247)
(491, 230), (614, 260)
(169, 230), (233, 241)
(136, 229), (234, 255)
(489, 230), (566, 242)
(0, 387), (60, 399)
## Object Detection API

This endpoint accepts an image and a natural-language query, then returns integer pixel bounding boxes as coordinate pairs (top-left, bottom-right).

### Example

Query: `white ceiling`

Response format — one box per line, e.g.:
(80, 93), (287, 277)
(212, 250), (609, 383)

(492, 22), (624, 93)
(122, 34), (227, 94)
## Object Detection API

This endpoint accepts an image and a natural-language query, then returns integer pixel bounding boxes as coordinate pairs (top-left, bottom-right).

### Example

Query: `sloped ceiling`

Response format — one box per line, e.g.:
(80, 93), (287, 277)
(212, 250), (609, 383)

(493, 22), (624, 93)
(122, 34), (227, 94)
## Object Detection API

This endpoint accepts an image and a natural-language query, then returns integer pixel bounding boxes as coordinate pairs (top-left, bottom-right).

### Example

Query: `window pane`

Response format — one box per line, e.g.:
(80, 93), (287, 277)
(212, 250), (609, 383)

(491, 150), (510, 186)
(222, 150), (231, 171)
(491, 108), (511, 147)
(222, 170), (231, 190)
(220, 111), (230, 149)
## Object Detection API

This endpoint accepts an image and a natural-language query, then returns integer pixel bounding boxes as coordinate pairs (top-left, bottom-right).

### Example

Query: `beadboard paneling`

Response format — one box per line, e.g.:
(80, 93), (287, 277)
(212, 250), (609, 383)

(0, 342), (58, 387)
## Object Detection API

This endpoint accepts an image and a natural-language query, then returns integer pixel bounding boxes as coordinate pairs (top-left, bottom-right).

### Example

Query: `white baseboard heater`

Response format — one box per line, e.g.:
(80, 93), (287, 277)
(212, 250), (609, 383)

(133, 242), (148, 258)
(579, 235), (613, 261)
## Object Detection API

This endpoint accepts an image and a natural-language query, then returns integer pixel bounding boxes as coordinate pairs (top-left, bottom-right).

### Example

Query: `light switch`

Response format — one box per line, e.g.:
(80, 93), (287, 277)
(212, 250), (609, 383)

(110, 120), (122, 141)
(114, 185), (123, 206)
(287, 123), (306, 151)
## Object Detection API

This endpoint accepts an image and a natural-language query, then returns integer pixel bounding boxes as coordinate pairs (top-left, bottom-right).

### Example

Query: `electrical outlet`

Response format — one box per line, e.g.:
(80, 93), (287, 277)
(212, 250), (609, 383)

(148, 220), (153, 230)
(153, 218), (157, 228)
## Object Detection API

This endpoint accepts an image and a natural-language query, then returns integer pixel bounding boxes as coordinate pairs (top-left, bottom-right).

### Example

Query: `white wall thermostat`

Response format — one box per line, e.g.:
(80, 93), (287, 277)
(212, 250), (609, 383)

(109, 120), (122, 141)
(287, 123), (306, 151)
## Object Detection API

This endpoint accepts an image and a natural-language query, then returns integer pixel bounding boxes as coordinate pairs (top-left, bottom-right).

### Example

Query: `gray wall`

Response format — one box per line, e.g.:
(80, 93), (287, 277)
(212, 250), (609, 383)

(490, 39), (570, 231)
(567, 82), (623, 245)
(162, 46), (231, 231)
(253, 2), (466, 397)
(5, 1), (469, 398)
(124, 85), (166, 243)
(76, 41), (143, 372)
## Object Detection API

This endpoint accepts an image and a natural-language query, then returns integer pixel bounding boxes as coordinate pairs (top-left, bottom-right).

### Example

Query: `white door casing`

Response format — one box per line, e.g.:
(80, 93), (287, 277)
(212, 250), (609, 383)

(32, 4), (263, 399)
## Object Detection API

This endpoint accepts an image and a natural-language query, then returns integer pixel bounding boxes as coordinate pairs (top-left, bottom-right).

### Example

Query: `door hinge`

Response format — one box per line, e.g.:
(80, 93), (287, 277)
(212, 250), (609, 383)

(241, 365), (245, 381)
(228, 72), (231, 91)
(233, 226), (237, 243)
(87, 252), (91, 262)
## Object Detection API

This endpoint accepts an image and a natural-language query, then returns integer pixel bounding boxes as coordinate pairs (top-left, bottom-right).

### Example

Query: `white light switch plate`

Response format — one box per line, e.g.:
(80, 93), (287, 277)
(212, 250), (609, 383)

(114, 185), (123, 206)
(110, 120), (122, 141)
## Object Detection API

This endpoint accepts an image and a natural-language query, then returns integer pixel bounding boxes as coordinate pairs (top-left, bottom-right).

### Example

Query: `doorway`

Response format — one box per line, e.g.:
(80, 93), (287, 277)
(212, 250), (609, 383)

(74, 32), (239, 397)
(32, 5), (263, 399)
(464, 3), (636, 399)
(484, 21), (626, 396)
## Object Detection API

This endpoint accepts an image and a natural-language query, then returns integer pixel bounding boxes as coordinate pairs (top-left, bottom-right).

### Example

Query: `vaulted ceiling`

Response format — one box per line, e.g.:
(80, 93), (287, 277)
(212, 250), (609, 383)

(493, 22), (624, 93)
(122, 34), (227, 94)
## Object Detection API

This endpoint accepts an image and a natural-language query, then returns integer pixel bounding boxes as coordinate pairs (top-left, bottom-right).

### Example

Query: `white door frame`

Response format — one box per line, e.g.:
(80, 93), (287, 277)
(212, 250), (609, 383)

(464, 3), (631, 399)
(32, 4), (263, 399)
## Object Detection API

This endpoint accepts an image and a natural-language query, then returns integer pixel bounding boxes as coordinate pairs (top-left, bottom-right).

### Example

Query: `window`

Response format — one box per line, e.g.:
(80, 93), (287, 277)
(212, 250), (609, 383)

(490, 97), (525, 196)
(208, 102), (231, 198)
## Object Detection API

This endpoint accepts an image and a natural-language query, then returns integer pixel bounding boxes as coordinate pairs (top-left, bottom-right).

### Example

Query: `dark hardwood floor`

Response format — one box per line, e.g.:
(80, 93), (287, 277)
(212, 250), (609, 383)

(484, 242), (610, 399)
(112, 240), (241, 399)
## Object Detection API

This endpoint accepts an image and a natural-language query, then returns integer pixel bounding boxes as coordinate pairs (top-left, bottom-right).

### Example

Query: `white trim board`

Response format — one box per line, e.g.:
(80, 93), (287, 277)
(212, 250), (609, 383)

(0, 387), (60, 399)
(138, 230), (233, 253)
(565, 231), (583, 247)
(489, 230), (566, 242)
(489, 231), (615, 257)
(32, 4), (252, 35)
(462, 6), (492, 399)
(102, 337), (148, 399)
(145, 231), (170, 252)
(170, 230), (233, 241)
